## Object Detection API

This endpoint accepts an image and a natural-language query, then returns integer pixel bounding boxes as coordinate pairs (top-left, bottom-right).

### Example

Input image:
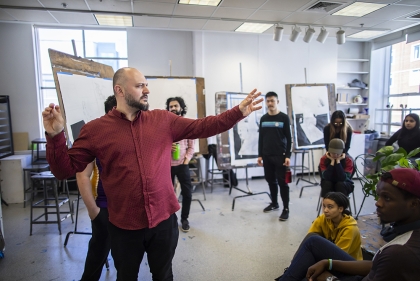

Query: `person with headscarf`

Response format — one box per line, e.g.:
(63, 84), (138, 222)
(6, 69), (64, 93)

(385, 113), (420, 157)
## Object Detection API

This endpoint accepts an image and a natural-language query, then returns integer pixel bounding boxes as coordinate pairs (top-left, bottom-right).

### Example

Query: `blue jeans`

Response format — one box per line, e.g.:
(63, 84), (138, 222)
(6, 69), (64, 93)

(279, 235), (356, 281)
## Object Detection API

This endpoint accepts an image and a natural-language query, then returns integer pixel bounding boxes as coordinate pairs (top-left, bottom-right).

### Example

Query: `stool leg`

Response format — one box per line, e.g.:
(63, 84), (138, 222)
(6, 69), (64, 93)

(53, 180), (62, 235)
(23, 171), (27, 208)
(44, 180), (48, 222)
(30, 180), (34, 235)
(64, 180), (74, 223)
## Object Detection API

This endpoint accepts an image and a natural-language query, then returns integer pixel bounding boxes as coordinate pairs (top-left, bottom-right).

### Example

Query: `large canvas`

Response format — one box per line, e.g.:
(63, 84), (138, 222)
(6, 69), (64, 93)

(226, 92), (265, 166)
(290, 85), (331, 149)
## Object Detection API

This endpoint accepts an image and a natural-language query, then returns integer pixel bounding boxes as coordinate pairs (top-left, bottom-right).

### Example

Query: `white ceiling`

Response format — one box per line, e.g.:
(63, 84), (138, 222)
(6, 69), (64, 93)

(0, 0), (419, 41)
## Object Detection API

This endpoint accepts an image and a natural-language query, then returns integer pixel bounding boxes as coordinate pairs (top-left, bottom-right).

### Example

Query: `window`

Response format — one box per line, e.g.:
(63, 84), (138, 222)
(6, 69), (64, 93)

(35, 28), (128, 110)
(414, 45), (420, 60)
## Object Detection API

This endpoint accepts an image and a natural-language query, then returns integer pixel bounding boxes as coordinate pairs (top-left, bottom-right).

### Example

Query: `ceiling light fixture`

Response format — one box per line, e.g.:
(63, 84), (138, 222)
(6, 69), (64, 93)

(303, 26), (315, 43)
(178, 0), (222, 6)
(336, 28), (345, 45)
(348, 30), (387, 39)
(289, 25), (302, 42)
(316, 27), (329, 43)
(235, 23), (273, 33)
(273, 24), (284, 41)
(333, 2), (387, 17)
(94, 14), (133, 26)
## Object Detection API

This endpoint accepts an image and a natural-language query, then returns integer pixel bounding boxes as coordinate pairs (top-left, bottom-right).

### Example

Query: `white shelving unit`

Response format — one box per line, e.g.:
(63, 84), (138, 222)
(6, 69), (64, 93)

(336, 58), (370, 132)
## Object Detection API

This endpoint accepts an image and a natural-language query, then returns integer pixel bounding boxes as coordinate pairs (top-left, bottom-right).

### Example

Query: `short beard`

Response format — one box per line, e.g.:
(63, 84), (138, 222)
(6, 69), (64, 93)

(125, 93), (149, 111)
(171, 110), (182, 116)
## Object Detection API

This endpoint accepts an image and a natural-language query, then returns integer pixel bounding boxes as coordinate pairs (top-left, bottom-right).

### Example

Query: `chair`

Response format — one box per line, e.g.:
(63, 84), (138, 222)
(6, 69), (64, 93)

(205, 148), (231, 192)
(189, 156), (206, 201)
(316, 157), (357, 217)
(353, 154), (377, 219)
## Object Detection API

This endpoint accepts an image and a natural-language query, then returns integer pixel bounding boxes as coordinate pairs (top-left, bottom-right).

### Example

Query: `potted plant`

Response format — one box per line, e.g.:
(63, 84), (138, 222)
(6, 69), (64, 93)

(362, 146), (420, 199)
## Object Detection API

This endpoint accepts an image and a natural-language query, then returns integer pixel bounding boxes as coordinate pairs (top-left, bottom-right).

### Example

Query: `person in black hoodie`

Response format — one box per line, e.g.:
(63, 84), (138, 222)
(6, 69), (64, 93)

(323, 110), (353, 154)
(385, 113), (420, 157)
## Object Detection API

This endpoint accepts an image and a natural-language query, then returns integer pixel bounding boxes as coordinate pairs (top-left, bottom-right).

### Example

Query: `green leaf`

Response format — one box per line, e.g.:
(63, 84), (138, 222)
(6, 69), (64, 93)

(416, 159), (420, 171)
(381, 153), (405, 167)
(373, 154), (385, 162)
(407, 147), (420, 158)
(377, 146), (395, 156)
(381, 165), (396, 171)
(398, 158), (410, 168)
(395, 147), (407, 157)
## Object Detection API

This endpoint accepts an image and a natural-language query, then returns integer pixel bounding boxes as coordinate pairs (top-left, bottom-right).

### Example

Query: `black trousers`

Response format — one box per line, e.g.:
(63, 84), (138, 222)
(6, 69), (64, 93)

(171, 164), (192, 220)
(108, 214), (179, 281)
(81, 207), (111, 281)
(320, 180), (354, 197)
(262, 155), (289, 209)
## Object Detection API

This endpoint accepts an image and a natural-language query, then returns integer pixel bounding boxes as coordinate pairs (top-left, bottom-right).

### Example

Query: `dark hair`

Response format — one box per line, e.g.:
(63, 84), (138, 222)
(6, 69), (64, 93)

(329, 110), (352, 144)
(166, 97), (187, 116)
(104, 95), (117, 113)
(380, 172), (418, 200)
(399, 113), (420, 139)
(324, 192), (351, 216)
(266, 91), (278, 99)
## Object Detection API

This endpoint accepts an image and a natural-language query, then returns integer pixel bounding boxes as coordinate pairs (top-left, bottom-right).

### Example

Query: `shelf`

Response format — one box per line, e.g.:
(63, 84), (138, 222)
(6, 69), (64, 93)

(375, 108), (420, 111)
(337, 87), (368, 90)
(348, 118), (369, 121)
(338, 59), (369, 62)
(337, 71), (369, 74)
(337, 103), (367, 106)
(385, 92), (420, 97)
(375, 122), (401, 126)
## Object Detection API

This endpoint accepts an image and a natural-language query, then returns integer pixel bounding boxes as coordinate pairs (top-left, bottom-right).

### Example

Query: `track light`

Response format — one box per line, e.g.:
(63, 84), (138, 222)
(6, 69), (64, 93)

(289, 25), (302, 42)
(273, 24), (284, 41)
(303, 26), (315, 43)
(336, 28), (346, 45)
(316, 27), (329, 43)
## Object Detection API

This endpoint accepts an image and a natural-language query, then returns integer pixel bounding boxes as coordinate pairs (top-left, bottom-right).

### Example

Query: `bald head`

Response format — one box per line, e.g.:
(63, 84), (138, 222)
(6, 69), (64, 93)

(113, 67), (132, 93)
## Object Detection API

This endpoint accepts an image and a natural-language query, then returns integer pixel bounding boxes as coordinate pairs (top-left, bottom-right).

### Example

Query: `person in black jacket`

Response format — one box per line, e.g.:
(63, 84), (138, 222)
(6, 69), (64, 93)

(257, 91), (292, 221)
(323, 110), (353, 154)
(385, 113), (420, 158)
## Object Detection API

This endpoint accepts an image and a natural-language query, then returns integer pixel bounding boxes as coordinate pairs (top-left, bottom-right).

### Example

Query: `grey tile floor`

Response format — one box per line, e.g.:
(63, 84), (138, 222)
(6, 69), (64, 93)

(0, 175), (376, 281)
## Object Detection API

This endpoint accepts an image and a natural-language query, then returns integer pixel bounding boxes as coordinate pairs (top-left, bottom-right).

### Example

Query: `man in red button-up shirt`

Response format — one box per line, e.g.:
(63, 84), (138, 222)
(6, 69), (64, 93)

(42, 67), (262, 281)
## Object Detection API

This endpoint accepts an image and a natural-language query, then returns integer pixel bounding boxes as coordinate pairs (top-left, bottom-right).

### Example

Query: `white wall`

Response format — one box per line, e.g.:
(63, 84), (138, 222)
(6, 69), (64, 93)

(0, 22), (41, 142)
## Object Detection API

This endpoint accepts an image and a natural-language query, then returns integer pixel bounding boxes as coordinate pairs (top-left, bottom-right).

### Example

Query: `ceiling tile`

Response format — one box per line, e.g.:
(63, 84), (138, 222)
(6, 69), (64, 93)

(50, 11), (97, 25)
(220, 0), (267, 9)
(39, 0), (89, 10)
(133, 1), (175, 15)
(315, 15), (358, 26)
(139, 0), (177, 3)
(248, 10), (291, 22)
(395, 0), (420, 5)
(133, 15), (170, 28)
(202, 19), (243, 31)
(283, 11), (327, 24)
(261, 0), (313, 12)
(357, 0), (399, 3)
(0, 0), (43, 7)
(212, 7), (255, 20)
(86, 0), (132, 13)
(372, 19), (419, 30)
(344, 17), (386, 27)
(169, 18), (207, 29)
(173, 4), (216, 17)
(2, 8), (57, 23)
(0, 8), (16, 20)
(363, 4), (418, 20)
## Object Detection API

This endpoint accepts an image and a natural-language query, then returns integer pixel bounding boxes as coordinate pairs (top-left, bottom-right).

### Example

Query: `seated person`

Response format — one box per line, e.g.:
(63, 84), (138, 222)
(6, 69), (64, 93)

(285, 168), (420, 281)
(275, 192), (362, 280)
(320, 139), (354, 198)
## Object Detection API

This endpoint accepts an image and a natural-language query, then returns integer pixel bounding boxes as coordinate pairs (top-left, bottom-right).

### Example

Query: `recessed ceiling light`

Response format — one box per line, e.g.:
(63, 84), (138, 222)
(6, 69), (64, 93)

(94, 14), (133, 27)
(235, 23), (273, 33)
(348, 30), (387, 39)
(178, 0), (222, 6)
(333, 2), (387, 17)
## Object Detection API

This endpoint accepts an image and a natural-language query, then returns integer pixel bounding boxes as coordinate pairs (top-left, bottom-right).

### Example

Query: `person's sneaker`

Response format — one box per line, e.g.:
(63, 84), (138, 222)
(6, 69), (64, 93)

(181, 219), (190, 232)
(279, 209), (289, 221)
(263, 203), (279, 213)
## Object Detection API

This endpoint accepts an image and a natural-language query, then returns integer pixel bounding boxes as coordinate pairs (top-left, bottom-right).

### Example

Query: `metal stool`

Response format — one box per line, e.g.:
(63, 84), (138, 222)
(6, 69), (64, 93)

(23, 164), (49, 208)
(30, 171), (74, 235)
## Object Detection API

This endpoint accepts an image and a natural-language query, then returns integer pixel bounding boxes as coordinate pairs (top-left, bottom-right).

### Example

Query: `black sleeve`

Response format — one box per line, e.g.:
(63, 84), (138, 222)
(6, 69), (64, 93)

(334, 163), (347, 181)
(344, 129), (352, 154)
(284, 115), (292, 158)
(324, 126), (330, 150)
(323, 164), (335, 180)
(258, 116), (263, 157)
(385, 129), (401, 146)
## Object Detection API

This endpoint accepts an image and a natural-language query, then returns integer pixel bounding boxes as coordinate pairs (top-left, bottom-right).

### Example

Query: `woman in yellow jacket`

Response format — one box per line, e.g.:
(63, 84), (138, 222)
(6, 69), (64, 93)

(275, 192), (362, 281)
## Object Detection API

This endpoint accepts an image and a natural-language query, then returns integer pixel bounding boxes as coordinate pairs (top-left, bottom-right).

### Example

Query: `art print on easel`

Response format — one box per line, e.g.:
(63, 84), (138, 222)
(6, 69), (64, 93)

(226, 92), (266, 166)
(291, 86), (329, 149)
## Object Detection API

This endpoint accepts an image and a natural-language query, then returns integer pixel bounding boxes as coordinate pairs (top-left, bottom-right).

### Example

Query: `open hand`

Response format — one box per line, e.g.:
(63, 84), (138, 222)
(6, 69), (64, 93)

(257, 157), (263, 167)
(338, 153), (346, 161)
(42, 103), (65, 137)
(306, 259), (328, 281)
(239, 89), (263, 117)
(325, 152), (333, 161)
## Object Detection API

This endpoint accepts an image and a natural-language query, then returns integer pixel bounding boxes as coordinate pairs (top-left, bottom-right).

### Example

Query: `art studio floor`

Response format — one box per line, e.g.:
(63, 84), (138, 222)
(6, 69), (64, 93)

(0, 175), (376, 281)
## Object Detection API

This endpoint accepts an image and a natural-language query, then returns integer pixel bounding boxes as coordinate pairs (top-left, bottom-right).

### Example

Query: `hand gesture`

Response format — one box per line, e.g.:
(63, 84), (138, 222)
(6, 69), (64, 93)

(42, 103), (65, 137)
(239, 89), (263, 117)
(171, 143), (177, 152)
(306, 259), (328, 281)
(257, 157), (263, 167)
(284, 158), (290, 166)
(338, 153), (346, 161)
(325, 152), (333, 161)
